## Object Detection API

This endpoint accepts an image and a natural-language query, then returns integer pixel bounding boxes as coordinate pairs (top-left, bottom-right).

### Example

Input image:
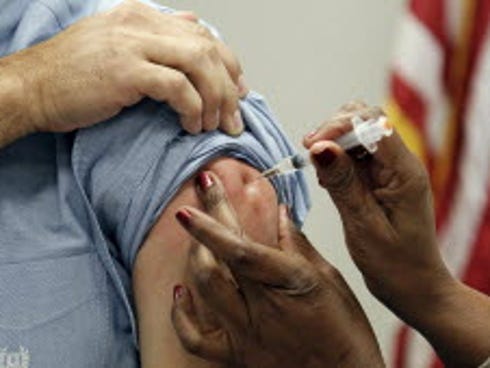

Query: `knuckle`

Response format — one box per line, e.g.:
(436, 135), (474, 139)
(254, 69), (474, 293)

(105, 51), (139, 82)
(229, 62), (242, 81)
(226, 50), (241, 72)
(289, 267), (312, 288)
(188, 42), (203, 58)
(411, 165), (430, 193)
(223, 82), (239, 103)
(184, 98), (203, 118)
(207, 44), (221, 62)
(340, 100), (368, 112)
(320, 166), (367, 215)
(222, 50), (242, 78)
(230, 241), (253, 268)
(195, 262), (220, 289)
(112, 63), (139, 96)
(182, 335), (203, 355)
(112, 2), (139, 24)
(203, 87), (222, 109)
(169, 73), (189, 92)
(94, 25), (127, 61)
(370, 106), (385, 119)
(226, 95), (240, 113)
(401, 159), (431, 200)
(217, 92), (238, 117)
(188, 105), (203, 121)
(323, 165), (356, 193)
(286, 260), (320, 293)
(323, 264), (344, 285)
(194, 42), (219, 63)
(203, 187), (226, 211)
(194, 23), (213, 39)
(193, 227), (209, 244)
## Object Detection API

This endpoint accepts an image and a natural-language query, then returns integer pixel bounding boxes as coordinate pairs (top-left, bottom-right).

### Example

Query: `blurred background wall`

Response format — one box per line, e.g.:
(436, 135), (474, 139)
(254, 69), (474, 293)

(159, 0), (407, 360)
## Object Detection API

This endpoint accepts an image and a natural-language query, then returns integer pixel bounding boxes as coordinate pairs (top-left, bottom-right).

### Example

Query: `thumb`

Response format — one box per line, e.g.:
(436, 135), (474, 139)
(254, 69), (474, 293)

(309, 140), (380, 221)
(277, 205), (322, 263)
(277, 206), (349, 289)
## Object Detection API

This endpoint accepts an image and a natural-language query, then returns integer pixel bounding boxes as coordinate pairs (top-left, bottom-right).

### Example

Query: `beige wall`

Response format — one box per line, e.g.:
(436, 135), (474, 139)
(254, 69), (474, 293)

(159, 0), (407, 360)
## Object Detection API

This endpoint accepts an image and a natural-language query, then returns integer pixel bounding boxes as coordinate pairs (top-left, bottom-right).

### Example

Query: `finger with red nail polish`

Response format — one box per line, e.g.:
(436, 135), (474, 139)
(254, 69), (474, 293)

(196, 171), (215, 192)
(176, 208), (193, 228)
(173, 284), (187, 301)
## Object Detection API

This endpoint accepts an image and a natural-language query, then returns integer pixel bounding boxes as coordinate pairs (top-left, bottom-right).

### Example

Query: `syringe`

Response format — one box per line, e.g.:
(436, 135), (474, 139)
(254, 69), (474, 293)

(260, 114), (393, 180)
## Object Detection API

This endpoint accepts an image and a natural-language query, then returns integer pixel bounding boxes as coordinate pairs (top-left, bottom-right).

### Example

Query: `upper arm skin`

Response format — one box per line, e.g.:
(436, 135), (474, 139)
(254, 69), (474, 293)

(133, 158), (279, 368)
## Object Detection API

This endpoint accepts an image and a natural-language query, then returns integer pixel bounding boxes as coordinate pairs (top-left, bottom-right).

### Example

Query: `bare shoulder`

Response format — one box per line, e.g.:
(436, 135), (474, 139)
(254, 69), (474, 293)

(133, 157), (279, 368)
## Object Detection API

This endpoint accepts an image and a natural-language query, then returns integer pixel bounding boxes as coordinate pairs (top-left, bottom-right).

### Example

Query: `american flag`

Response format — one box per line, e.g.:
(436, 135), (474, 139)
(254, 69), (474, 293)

(386, 0), (490, 367)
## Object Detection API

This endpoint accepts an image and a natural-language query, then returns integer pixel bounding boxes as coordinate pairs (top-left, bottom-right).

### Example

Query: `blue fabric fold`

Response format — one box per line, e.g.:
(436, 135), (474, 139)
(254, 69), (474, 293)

(74, 93), (311, 271)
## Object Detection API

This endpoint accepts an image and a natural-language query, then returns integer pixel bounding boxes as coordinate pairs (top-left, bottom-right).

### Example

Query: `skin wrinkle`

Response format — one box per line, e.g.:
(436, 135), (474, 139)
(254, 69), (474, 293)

(133, 157), (280, 368)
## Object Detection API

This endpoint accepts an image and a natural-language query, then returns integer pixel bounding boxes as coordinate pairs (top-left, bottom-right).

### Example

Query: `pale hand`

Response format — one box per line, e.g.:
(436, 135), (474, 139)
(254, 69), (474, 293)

(0, 0), (247, 142)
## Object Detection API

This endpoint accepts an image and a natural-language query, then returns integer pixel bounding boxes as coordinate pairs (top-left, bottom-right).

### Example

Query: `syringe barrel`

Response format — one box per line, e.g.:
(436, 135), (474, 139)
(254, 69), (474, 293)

(335, 131), (360, 151)
(335, 115), (393, 153)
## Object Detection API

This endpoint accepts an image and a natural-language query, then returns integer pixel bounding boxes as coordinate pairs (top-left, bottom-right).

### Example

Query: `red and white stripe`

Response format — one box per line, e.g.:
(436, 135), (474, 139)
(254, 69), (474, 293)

(440, 33), (490, 280)
(389, 1), (490, 367)
(392, 9), (448, 154)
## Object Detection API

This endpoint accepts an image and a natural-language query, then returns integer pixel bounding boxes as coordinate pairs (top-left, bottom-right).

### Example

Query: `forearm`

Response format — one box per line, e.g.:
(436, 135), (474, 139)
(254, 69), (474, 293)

(0, 56), (34, 148)
(372, 261), (490, 367)
(408, 279), (490, 367)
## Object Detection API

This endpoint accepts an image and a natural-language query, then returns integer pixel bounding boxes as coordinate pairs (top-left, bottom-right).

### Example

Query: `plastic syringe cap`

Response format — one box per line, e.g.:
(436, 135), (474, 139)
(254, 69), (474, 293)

(353, 115), (393, 153)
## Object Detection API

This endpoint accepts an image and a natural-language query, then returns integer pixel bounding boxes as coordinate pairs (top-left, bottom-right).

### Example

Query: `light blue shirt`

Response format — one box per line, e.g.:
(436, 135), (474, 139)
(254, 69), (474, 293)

(0, 1), (310, 367)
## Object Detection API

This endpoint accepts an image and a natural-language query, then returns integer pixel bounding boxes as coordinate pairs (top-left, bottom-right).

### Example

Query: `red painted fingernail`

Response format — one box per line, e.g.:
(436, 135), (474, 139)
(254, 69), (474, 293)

(176, 209), (193, 227)
(173, 285), (186, 300)
(313, 148), (337, 168)
(196, 172), (214, 191)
